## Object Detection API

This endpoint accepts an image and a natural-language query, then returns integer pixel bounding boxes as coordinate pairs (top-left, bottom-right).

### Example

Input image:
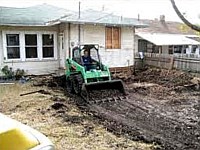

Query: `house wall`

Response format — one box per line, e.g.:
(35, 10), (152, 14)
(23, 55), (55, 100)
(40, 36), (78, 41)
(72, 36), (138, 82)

(0, 31), (3, 75)
(0, 26), (61, 75)
(65, 24), (135, 67)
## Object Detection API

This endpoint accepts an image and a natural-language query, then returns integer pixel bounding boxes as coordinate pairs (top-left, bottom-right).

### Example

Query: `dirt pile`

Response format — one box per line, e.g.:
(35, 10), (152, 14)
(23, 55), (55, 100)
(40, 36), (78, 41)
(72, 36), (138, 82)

(124, 68), (200, 100)
(133, 68), (193, 87)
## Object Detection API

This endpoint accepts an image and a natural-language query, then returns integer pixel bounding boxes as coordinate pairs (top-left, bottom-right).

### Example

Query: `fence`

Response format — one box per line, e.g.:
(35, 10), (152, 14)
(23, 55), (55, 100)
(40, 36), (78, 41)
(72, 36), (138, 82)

(135, 53), (200, 73)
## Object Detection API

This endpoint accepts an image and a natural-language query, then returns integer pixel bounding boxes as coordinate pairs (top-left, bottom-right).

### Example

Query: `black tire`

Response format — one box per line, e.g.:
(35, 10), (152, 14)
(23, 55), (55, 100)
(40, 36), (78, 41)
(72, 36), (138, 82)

(73, 74), (83, 95)
(66, 77), (74, 93)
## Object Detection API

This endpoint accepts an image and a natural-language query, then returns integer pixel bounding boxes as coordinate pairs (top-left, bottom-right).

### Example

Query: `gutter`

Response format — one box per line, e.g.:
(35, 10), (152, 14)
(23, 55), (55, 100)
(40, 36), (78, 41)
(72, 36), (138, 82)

(59, 20), (148, 28)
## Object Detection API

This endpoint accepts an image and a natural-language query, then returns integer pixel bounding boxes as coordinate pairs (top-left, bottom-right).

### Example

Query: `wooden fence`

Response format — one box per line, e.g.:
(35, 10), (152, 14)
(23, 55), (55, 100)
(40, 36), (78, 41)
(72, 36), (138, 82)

(135, 53), (200, 73)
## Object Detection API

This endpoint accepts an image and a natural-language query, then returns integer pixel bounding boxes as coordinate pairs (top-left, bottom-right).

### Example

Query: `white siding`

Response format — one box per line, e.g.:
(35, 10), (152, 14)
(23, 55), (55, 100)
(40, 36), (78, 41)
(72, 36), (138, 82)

(0, 31), (3, 76)
(3, 60), (59, 75)
(67, 24), (135, 67)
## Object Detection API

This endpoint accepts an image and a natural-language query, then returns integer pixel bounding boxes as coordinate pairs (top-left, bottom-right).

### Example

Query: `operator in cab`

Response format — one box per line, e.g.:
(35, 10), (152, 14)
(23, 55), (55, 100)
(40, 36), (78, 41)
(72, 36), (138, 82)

(82, 49), (95, 71)
(82, 50), (92, 64)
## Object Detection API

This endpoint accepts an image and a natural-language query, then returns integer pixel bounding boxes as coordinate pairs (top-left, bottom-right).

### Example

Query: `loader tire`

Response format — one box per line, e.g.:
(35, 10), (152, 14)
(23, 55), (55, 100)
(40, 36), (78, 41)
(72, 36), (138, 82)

(73, 74), (83, 95)
(66, 77), (74, 93)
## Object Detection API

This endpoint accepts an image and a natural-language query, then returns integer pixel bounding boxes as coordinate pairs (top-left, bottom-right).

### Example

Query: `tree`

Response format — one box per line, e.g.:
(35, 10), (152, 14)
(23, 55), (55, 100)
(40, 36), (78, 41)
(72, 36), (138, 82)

(170, 0), (200, 32)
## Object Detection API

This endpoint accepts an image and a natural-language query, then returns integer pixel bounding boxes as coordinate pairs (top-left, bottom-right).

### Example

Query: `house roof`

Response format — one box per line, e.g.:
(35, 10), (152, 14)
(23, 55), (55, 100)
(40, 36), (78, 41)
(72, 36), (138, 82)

(0, 4), (147, 27)
(136, 19), (199, 35)
(0, 4), (73, 26)
(137, 33), (200, 46)
(57, 9), (147, 27)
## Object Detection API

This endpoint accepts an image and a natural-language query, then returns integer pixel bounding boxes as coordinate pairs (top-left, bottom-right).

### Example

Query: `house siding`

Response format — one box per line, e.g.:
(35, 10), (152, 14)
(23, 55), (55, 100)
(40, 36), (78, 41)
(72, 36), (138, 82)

(0, 31), (3, 75)
(66, 24), (135, 68)
(0, 26), (60, 75)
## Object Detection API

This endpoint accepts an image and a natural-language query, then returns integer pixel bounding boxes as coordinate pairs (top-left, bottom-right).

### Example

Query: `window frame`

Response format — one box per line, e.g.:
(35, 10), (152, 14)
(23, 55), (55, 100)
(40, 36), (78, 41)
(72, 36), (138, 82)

(3, 31), (22, 61)
(42, 34), (54, 58)
(105, 26), (121, 50)
(6, 34), (21, 59)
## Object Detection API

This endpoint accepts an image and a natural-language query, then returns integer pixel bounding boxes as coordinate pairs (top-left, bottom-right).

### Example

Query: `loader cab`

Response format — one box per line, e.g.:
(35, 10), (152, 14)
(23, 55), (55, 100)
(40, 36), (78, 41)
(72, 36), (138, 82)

(81, 45), (101, 71)
(72, 45), (101, 71)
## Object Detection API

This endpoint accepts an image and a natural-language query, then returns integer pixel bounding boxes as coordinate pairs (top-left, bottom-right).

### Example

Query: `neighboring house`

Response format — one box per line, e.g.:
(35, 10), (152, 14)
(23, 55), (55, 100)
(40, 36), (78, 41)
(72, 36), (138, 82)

(0, 4), (147, 75)
(135, 16), (200, 55)
(135, 16), (200, 73)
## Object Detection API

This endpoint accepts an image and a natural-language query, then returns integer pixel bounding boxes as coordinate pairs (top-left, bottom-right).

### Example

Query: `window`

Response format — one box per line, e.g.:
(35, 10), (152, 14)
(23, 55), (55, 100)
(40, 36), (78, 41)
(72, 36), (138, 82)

(6, 34), (20, 59)
(168, 46), (173, 54)
(4, 32), (56, 61)
(138, 40), (147, 52)
(174, 45), (182, 54)
(25, 34), (37, 58)
(106, 27), (121, 49)
(42, 34), (54, 58)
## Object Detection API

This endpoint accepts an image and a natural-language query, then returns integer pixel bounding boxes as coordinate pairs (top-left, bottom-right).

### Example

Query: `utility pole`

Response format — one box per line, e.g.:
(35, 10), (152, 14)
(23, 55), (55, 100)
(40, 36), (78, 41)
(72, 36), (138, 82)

(78, 1), (81, 45)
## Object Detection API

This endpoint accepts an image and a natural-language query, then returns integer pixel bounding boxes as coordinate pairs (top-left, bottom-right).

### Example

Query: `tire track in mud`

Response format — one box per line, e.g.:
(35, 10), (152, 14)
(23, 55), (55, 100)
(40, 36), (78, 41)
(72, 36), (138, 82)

(87, 95), (200, 150)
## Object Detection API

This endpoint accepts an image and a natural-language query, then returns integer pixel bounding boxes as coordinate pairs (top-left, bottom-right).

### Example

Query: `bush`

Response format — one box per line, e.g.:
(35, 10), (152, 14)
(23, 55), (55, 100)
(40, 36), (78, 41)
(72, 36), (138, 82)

(1, 66), (14, 79)
(1, 66), (25, 80)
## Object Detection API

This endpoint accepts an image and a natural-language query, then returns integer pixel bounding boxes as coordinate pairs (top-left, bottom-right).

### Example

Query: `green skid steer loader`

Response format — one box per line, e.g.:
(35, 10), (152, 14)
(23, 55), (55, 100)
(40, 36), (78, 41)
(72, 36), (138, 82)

(65, 44), (126, 103)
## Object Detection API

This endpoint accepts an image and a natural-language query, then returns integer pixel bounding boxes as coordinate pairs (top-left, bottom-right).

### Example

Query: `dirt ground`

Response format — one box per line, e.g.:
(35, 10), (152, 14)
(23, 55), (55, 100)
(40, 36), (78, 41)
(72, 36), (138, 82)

(0, 80), (155, 149)
(1, 67), (200, 150)
(94, 68), (200, 150)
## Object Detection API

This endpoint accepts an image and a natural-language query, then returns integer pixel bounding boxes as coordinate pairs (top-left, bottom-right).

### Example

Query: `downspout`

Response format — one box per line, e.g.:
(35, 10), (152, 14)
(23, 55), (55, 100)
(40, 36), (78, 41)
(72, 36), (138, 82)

(78, 1), (81, 45)
(68, 23), (71, 58)
(133, 26), (136, 73)
(58, 25), (61, 70)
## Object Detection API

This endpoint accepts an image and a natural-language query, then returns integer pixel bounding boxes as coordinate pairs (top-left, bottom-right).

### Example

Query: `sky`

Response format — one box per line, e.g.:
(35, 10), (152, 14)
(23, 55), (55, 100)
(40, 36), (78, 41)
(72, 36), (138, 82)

(0, 0), (200, 24)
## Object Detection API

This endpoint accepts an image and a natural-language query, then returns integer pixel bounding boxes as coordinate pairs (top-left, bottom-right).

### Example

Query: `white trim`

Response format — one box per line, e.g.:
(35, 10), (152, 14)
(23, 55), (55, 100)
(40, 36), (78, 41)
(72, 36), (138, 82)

(41, 32), (57, 60)
(38, 32), (42, 60)
(2, 30), (58, 62)
(21, 33), (25, 61)
(2, 31), (21, 61)
(105, 49), (121, 51)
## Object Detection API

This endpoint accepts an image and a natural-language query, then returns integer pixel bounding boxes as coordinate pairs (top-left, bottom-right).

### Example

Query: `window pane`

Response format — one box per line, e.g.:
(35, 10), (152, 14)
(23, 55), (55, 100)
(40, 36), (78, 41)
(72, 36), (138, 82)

(106, 27), (112, 49)
(7, 47), (20, 59)
(26, 47), (37, 58)
(43, 47), (54, 58)
(6, 34), (19, 46)
(105, 27), (121, 49)
(138, 40), (147, 52)
(25, 34), (37, 45)
(113, 27), (120, 49)
(42, 34), (54, 45)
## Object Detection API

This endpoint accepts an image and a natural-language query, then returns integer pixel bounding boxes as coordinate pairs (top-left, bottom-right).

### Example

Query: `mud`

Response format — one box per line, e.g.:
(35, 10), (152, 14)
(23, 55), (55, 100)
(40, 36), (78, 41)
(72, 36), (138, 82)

(44, 68), (200, 150)
(88, 92), (200, 150)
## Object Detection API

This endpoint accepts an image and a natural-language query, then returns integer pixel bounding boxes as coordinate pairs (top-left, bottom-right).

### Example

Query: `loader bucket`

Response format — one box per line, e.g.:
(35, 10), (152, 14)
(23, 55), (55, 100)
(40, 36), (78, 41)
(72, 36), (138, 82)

(81, 80), (126, 103)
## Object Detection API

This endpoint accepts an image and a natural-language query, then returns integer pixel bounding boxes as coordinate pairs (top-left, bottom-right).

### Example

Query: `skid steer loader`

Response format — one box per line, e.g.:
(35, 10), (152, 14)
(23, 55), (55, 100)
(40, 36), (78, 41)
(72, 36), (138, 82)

(65, 44), (126, 103)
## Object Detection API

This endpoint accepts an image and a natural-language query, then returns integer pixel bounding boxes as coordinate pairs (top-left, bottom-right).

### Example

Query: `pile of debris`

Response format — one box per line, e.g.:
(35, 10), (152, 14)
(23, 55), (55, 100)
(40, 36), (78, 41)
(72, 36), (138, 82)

(127, 67), (200, 99)
(32, 75), (66, 87)
(133, 67), (200, 88)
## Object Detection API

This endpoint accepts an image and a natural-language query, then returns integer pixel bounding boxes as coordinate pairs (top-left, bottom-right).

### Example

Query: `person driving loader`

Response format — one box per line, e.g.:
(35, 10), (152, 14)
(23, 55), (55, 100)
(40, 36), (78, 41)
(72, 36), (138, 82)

(82, 49), (96, 70)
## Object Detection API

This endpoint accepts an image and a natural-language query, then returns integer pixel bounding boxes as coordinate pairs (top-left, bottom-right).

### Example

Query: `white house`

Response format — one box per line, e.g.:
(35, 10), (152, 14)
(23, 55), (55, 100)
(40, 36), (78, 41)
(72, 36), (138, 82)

(0, 4), (147, 75)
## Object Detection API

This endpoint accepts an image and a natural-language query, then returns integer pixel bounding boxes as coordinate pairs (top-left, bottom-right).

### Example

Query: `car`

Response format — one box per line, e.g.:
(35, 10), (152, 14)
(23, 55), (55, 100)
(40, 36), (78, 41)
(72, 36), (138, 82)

(0, 113), (55, 150)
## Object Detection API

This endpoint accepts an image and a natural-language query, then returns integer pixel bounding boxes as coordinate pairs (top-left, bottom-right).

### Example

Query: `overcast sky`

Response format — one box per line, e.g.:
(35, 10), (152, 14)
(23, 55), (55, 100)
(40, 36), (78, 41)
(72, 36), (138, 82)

(0, 0), (200, 23)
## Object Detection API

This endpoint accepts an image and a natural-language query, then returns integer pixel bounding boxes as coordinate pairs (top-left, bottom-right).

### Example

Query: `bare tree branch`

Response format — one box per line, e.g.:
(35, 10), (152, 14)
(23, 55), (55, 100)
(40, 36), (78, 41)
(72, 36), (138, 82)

(170, 0), (200, 32)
